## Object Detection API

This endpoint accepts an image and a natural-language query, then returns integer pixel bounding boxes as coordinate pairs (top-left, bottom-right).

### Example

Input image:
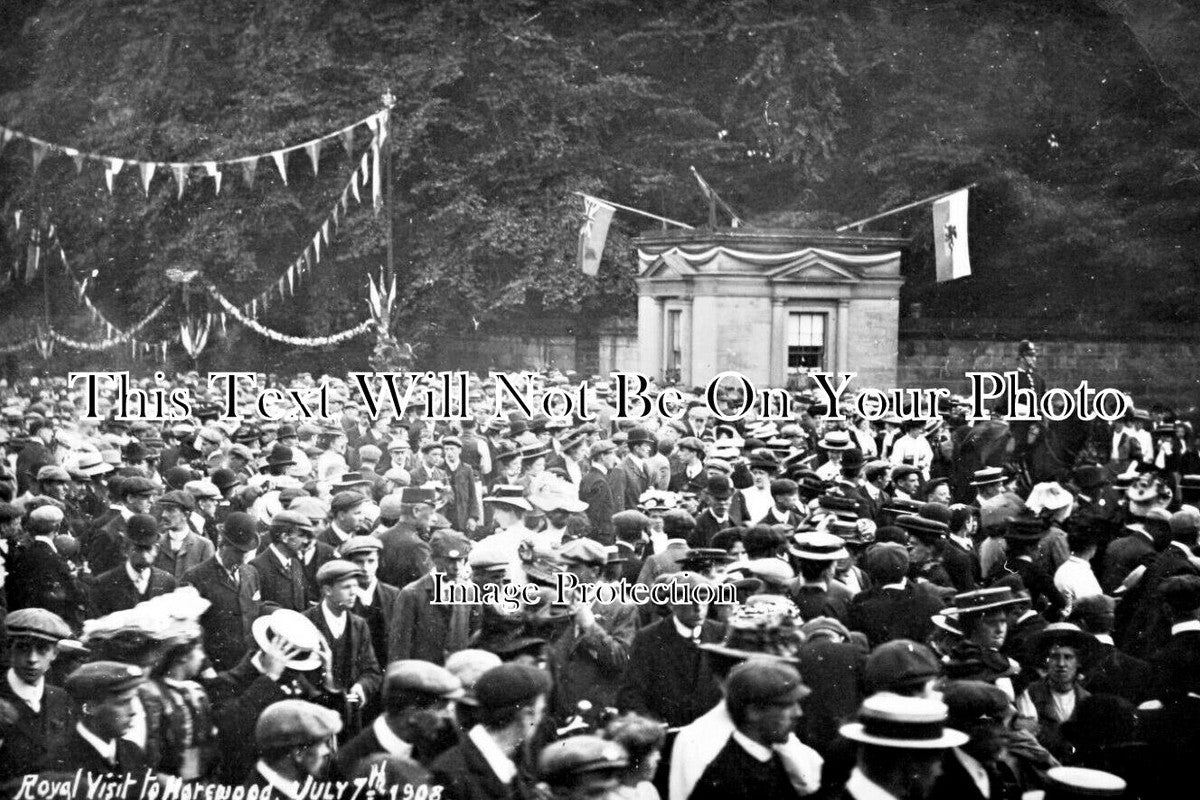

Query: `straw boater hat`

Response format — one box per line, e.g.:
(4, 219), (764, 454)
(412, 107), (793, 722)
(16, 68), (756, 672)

(789, 531), (850, 561)
(839, 693), (968, 750)
(818, 430), (855, 451)
(947, 587), (1025, 617)
(250, 609), (324, 671)
(969, 467), (1006, 487)
(483, 484), (533, 512)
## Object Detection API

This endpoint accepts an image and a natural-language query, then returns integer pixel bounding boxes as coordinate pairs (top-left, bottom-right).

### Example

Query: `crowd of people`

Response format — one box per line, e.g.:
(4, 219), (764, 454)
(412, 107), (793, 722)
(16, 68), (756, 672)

(0, 356), (1196, 800)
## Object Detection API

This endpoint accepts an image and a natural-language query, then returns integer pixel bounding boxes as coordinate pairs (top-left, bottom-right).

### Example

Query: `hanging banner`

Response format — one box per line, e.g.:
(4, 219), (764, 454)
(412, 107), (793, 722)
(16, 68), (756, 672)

(139, 162), (157, 195)
(371, 139), (382, 214)
(203, 162), (222, 195)
(933, 188), (972, 283)
(170, 163), (189, 200)
(271, 150), (288, 185)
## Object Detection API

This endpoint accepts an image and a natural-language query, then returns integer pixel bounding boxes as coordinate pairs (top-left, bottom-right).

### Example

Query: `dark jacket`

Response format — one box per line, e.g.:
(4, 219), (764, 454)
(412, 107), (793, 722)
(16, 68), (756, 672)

(7, 539), (84, 630)
(1118, 544), (1200, 657)
(847, 580), (944, 647)
(607, 455), (650, 514)
(545, 600), (639, 722)
(390, 572), (471, 666)
(1100, 529), (1155, 594)
(940, 538), (980, 593)
(353, 580), (401, 668)
(239, 547), (308, 637)
(578, 467), (616, 544)
(616, 616), (724, 728)
(303, 605), (382, 700)
(48, 724), (147, 776)
(430, 730), (541, 800)
(796, 638), (866, 754)
(1147, 628), (1200, 701)
(0, 679), (73, 783)
(377, 521), (432, 590)
(787, 580), (854, 624)
(300, 541), (339, 606)
(1081, 639), (1154, 704)
(89, 563), (177, 616)
(181, 556), (251, 672)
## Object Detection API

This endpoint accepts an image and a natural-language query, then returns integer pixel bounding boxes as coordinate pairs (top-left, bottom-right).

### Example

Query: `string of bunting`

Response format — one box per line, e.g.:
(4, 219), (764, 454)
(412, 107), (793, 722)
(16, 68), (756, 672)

(204, 282), (375, 347)
(47, 295), (173, 350)
(0, 108), (389, 200)
(227, 121), (384, 319)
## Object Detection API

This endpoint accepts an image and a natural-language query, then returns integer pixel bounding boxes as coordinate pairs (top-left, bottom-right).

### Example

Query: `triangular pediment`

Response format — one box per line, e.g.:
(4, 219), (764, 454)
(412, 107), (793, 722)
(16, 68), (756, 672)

(767, 253), (861, 283)
(640, 251), (698, 279)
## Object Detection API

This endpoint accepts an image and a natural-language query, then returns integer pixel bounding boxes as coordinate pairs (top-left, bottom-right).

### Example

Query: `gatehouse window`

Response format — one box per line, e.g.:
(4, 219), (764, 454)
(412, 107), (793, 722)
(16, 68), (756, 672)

(787, 312), (826, 373)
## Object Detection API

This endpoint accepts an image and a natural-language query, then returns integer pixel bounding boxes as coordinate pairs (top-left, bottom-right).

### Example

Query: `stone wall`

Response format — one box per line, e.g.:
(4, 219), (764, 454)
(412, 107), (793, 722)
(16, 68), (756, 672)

(897, 337), (1200, 412)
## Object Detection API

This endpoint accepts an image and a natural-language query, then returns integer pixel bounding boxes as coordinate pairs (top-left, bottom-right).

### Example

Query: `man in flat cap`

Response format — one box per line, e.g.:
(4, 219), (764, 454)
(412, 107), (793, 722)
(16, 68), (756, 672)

(50, 661), (148, 774)
(318, 490), (367, 549)
(931, 681), (1021, 800)
(687, 659), (821, 800)
(617, 571), (725, 728)
(0, 608), (74, 782)
(391, 529), (474, 665)
(537, 734), (629, 800)
(7, 504), (84, 630)
(430, 663), (551, 800)
(85, 475), (157, 576)
(339, 535), (401, 668)
(240, 510), (314, 636)
(336, 660), (463, 777)
(545, 537), (639, 722)
(155, 489), (214, 579)
(181, 511), (260, 671)
(90, 513), (177, 616)
(303, 559), (382, 726)
(251, 699), (343, 793)
(579, 441), (619, 543)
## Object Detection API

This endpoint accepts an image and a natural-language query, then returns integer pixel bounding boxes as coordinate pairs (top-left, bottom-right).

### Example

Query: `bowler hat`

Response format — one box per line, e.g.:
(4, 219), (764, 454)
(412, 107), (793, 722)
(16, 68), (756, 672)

(625, 426), (656, 446)
(124, 514), (160, 548)
(220, 512), (260, 552)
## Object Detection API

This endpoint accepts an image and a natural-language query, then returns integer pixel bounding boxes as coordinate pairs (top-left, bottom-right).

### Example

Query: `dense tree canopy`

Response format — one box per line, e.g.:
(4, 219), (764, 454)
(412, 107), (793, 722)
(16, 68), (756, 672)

(0, 0), (1198, 369)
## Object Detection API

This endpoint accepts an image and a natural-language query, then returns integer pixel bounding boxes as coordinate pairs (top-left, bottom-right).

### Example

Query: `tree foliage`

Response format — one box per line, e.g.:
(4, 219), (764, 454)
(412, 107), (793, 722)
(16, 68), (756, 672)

(1, 0), (1198, 371)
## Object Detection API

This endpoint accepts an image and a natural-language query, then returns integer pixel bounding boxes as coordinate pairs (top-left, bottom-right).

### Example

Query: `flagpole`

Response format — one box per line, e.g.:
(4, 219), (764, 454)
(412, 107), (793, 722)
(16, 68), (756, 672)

(835, 183), (978, 232)
(381, 92), (396, 287)
(690, 166), (744, 227)
(572, 192), (695, 230)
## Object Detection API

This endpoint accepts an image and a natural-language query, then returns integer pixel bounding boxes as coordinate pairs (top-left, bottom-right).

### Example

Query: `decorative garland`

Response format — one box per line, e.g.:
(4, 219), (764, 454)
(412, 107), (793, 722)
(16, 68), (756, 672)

(46, 295), (172, 350)
(0, 109), (389, 199)
(205, 283), (374, 346)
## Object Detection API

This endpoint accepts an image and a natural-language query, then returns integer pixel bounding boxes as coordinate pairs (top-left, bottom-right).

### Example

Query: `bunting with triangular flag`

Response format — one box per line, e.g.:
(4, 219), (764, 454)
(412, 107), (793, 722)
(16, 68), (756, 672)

(271, 150), (288, 185)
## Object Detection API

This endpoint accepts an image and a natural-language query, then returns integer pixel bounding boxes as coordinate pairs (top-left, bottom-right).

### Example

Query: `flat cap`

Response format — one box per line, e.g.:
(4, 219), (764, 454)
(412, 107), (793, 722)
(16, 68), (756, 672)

(538, 735), (629, 783)
(942, 680), (1010, 723)
(330, 490), (368, 515)
(865, 639), (942, 693)
(611, 510), (652, 536)
(676, 436), (707, 456)
(271, 510), (315, 531)
(289, 496), (328, 523)
(358, 444), (383, 462)
(29, 504), (65, 526)
(36, 465), (72, 483)
(430, 529), (472, 560)
(559, 537), (609, 567)
(383, 660), (465, 702)
(444, 650), (504, 704)
(220, 512), (260, 552)
(315, 559), (365, 586)
(473, 663), (552, 711)
(65, 661), (145, 702)
(184, 480), (222, 501)
(125, 513), (160, 548)
(799, 616), (852, 643)
(0, 502), (21, 522)
(158, 490), (196, 511)
(5, 608), (72, 642)
(588, 440), (617, 460)
(339, 535), (383, 558)
(255, 699), (343, 749)
(725, 660), (810, 708)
